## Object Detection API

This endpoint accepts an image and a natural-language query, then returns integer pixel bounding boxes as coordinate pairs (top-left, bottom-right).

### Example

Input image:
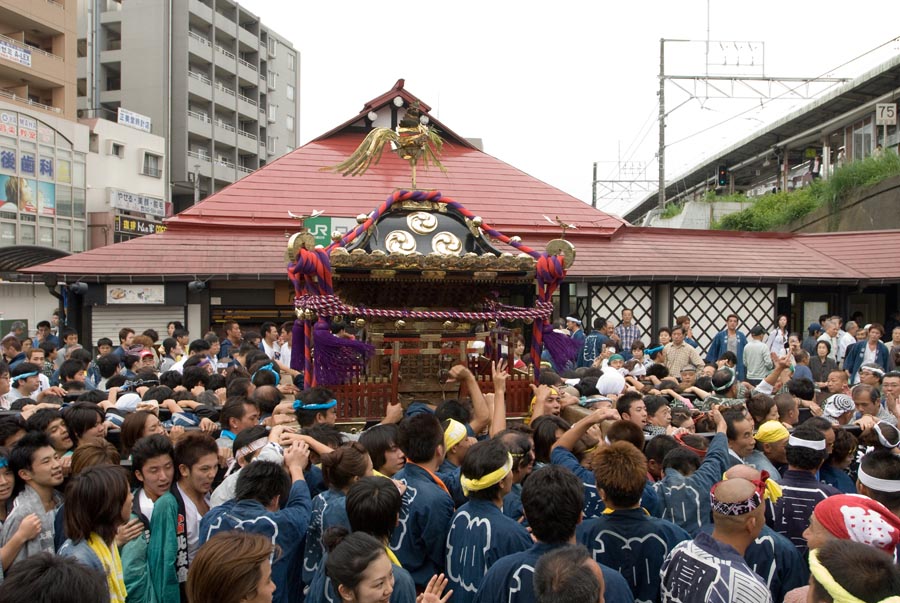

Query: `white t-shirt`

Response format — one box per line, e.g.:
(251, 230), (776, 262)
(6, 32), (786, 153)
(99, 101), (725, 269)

(139, 489), (155, 522)
(280, 344), (292, 370)
(261, 340), (281, 361)
(177, 483), (209, 563)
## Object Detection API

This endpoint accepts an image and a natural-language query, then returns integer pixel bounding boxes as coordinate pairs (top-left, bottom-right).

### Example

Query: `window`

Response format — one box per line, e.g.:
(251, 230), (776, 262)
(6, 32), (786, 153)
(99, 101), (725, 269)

(287, 53), (295, 71)
(267, 136), (275, 154)
(286, 115), (294, 132)
(268, 37), (277, 57)
(142, 152), (162, 177)
(267, 104), (276, 123)
(286, 84), (295, 101)
(267, 71), (277, 91)
(107, 141), (125, 158)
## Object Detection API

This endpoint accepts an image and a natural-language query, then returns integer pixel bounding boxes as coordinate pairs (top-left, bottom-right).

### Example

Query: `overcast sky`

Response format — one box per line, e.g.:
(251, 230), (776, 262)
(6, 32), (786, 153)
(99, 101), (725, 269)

(239, 1), (900, 217)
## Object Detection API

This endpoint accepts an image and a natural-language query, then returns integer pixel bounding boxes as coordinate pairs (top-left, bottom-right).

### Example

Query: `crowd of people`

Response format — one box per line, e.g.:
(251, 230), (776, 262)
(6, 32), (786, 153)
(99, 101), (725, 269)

(0, 310), (899, 603)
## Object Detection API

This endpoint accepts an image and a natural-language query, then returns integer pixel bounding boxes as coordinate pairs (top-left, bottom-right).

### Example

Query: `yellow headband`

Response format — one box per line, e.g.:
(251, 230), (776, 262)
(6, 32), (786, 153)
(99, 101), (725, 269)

(809, 548), (900, 603)
(754, 421), (790, 444)
(460, 453), (514, 495)
(444, 419), (468, 452)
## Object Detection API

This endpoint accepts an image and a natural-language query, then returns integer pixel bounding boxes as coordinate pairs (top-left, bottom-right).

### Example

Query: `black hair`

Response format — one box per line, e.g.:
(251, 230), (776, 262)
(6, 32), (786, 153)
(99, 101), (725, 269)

(534, 545), (600, 603)
(644, 434), (679, 465)
(172, 328), (189, 340)
(174, 431), (218, 473)
(574, 377), (599, 398)
(495, 430), (534, 473)
(358, 424), (400, 472)
(531, 415), (570, 464)
(70, 348), (93, 365)
(38, 341), (57, 355)
(812, 539), (900, 603)
(644, 395), (669, 418)
(158, 370), (182, 389)
(294, 387), (336, 428)
(206, 373), (225, 391)
(746, 394), (775, 427)
(615, 391), (643, 417)
(9, 431), (54, 497)
(345, 476), (403, 541)
(718, 351), (738, 366)
(248, 359), (278, 387)
(522, 465), (584, 544)
(143, 329), (159, 343)
(188, 339), (211, 354)
(61, 403), (104, 446)
(323, 530), (386, 592)
(219, 397), (255, 431)
(539, 370), (561, 386)
(0, 416), (26, 447)
(131, 434), (175, 473)
(234, 460), (290, 507)
(397, 413), (443, 464)
(58, 359), (85, 382)
(435, 399), (472, 425)
(142, 385), (175, 403)
(96, 354), (120, 379)
(301, 424), (345, 451)
(461, 439), (511, 501)
(105, 374), (127, 389)
(182, 366), (210, 390)
(606, 420), (645, 450)
(787, 378), (815, 401)
(320, 442), (370, 491)
(24, 408), (62, 434)
(723, 408), (751, 441)
(0, 553), (109, 603)
(161, 338), (178, 356)
(859, 450), (900, 511)
(786, 425), (828, 470)
(662, 447), (701, 475)
(645, 363), (670, 380)
(227, 377), (254, 400)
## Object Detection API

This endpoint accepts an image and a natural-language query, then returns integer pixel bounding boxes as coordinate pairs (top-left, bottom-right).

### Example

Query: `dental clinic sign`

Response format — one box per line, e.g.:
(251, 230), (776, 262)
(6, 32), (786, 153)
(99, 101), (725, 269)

(0, 39), (31, 68)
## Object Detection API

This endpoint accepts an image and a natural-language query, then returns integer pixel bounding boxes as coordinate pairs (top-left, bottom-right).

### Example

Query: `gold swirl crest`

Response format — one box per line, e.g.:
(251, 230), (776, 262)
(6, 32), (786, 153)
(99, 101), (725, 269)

(407, 211), (438, 234)
(385, 230), (417, 254)
(432, 231), (462, 256)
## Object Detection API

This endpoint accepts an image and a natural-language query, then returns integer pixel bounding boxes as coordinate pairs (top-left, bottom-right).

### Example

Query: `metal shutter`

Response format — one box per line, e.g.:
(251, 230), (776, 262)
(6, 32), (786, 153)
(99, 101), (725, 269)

(91, 306), (186, 343)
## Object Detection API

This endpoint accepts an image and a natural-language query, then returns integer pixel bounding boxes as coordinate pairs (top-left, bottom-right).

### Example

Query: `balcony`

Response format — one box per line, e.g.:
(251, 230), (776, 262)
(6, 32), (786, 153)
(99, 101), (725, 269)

(214, 119), (236, 146)
(213, 82), (236, 110)
(0, 88), (61, 114)
(214, 159), (236, 182)
(237, 57), (257, 83)
(189, 0), (213, 22)
(187, 110), (212, 137)
(188, 31), (213, 61)
(237, 129), (257, 153)
(187, 71), (212, 101)
(237, 93), (257, 118)
(236, 165), (253, 180)
(0, 34), (66, 83)
(187, 150), (212, 179)
(238, 25), (257, 48)
(214, 11), (237, 38)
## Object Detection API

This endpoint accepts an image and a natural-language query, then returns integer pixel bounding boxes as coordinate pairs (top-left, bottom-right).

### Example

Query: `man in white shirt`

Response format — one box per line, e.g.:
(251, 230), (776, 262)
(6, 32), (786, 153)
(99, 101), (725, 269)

(817, 320), (840, 364)
(838, 321), (858, 365)
(259, 322), (281, 361)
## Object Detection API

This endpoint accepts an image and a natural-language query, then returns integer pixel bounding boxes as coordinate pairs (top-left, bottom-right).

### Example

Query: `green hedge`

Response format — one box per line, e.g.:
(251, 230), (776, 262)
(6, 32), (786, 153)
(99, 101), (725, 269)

(713, 152), (900, 231)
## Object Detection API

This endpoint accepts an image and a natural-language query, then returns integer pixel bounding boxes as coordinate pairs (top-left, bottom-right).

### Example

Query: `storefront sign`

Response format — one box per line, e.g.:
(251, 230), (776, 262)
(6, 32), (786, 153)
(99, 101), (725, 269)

(106, 284), (165, 305)
(115, 214), (165, 236)
(17, 115), (36, 141)
(0, 112), (17, 137)
(117, 107), (152, 133)
(0, 39), (31, 68)
(108, 189), (166, 218)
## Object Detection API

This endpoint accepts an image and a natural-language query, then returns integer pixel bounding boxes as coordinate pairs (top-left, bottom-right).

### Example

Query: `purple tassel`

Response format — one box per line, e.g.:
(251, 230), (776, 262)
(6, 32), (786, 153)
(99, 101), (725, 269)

(291, 320), (305, 372)
(541, 324), (581, 371)
(312, 320), (375, 385)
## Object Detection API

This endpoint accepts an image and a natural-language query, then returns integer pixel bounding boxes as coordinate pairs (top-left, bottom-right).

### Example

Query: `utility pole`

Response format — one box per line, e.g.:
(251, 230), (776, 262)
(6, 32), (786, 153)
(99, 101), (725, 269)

(658, 39), (666, 210)
(193, 164), (201, 205)
(591, 161), (598, 208)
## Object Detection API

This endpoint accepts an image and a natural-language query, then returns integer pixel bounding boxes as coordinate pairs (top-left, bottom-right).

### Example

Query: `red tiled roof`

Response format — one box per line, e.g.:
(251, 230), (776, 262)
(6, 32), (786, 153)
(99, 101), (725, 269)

(19, 81), (900, 284)
(167, 132), (624, 236)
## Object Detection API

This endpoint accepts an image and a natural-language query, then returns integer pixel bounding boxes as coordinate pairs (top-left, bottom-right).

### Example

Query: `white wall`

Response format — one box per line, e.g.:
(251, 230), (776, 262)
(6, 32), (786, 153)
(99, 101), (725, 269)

(83, 118), (166, 214)
(0, 282), (59, 330)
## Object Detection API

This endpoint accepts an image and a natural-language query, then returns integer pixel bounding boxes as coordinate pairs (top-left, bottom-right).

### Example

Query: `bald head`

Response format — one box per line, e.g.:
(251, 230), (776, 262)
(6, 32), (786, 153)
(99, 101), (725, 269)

(713, 477), (757, 505)
(724, 465), (761, 482)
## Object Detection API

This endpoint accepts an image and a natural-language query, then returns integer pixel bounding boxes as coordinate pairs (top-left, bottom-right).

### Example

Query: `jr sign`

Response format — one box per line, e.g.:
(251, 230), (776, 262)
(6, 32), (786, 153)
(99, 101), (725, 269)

(305, 216), (358, 247)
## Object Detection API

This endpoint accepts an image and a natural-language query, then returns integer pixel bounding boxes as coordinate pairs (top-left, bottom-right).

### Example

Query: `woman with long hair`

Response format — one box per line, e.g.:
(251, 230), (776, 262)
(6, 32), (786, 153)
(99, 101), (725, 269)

(810, 341), (838, 386)
(120, 411), (166, 457)
(766, 315), (790, 355)
(59, 465), (132, 603)
(187, 531), (276, 603)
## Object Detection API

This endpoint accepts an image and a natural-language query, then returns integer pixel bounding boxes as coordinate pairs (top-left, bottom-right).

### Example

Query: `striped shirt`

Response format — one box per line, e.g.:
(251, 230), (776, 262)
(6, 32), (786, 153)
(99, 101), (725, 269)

(615, 323), (642, 349)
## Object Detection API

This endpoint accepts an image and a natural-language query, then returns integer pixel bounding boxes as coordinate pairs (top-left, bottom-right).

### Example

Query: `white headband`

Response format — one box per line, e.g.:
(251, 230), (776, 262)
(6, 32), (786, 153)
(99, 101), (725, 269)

(874, 421), (900, 449)
(788, 435), (826, 451)
(858, 465), (900, 493)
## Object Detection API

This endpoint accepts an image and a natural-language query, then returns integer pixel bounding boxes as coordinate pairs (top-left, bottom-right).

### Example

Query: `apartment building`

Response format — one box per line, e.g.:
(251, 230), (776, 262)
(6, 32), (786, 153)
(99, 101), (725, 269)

(77, 0), (301, 212)
(0, 0), (90, 254)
